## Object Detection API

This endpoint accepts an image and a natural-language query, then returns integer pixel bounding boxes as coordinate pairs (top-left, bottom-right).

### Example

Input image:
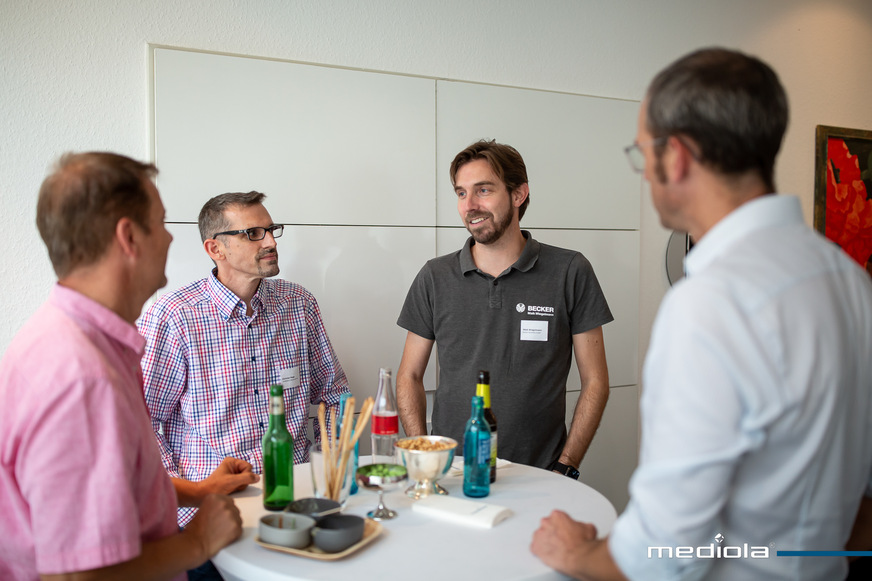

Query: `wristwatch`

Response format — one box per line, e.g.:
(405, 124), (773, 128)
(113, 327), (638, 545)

(551, 461), (580, 480)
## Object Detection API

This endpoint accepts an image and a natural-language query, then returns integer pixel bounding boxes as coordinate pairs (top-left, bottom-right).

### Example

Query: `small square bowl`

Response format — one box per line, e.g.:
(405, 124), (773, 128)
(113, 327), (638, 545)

(259, 513), (316, 549)
(285, 497), (343, 521)
(311, 514), (365, 553)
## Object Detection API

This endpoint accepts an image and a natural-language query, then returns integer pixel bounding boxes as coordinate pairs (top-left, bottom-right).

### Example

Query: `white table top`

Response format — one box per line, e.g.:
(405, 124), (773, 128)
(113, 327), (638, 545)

(213, 460), (617, 581)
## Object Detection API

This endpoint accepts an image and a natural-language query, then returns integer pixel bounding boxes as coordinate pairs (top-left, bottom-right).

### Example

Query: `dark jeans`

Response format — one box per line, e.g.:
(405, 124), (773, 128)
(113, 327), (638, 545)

(187, 559), (224, 581)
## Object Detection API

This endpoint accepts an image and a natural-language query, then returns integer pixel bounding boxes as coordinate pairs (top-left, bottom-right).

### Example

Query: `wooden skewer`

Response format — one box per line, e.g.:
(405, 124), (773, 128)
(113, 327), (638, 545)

(317, 403), (328, 454)
(325, 406), (337, 498)
(331, 398), (356, 500)
(348, 397), (374, 449)
(317, 403), (331, 500)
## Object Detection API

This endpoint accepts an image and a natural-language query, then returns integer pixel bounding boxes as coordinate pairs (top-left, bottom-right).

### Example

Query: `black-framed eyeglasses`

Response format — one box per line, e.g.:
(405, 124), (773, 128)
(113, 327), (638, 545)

(213, 224), (284, 241)
(623, 137), (667, 173)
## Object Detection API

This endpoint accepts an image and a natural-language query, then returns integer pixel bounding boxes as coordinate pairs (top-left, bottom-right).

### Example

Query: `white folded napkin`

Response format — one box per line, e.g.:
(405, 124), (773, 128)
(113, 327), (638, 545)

(448, 457), (512, 477)
(411, 494), (512, 528)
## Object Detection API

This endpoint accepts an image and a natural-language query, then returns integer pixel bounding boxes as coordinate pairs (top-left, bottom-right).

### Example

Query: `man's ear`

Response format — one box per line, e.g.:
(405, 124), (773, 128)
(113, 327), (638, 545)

(512, 183), (530, 208)
(204, 238), (224, 262)
(115, 217), (138, 258)
(665, 135), (696, 182)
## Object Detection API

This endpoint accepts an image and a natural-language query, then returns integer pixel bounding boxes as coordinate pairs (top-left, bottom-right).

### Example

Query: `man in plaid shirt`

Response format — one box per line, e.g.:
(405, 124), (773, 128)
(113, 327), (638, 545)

(138, 191), (350, 532)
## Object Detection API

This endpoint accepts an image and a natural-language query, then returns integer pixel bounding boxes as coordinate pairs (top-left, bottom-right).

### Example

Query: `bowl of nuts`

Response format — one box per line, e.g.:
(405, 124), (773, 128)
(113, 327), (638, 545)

(394, 435), (458, 499)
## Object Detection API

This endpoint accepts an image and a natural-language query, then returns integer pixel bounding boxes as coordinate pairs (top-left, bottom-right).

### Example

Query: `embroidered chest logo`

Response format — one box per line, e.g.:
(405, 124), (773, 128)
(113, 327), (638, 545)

(518, 303), (555, 317)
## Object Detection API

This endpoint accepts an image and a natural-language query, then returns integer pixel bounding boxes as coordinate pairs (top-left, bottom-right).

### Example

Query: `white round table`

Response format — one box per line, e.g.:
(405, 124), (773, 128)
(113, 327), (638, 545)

(213, 461), (617, 581)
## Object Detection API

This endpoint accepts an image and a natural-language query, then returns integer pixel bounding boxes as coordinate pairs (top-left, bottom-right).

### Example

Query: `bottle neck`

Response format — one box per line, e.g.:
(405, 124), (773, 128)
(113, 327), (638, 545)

(268, 395), (288, 429)
(475, 382), (491, 408)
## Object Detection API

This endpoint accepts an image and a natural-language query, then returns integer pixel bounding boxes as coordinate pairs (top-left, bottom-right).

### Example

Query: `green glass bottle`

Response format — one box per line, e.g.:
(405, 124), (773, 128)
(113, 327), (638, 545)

(262, 384), (294, 510)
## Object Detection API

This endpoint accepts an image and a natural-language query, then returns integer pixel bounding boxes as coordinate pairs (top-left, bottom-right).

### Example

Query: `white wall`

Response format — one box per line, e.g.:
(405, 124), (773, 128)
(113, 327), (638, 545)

(3, 1), (872, 513)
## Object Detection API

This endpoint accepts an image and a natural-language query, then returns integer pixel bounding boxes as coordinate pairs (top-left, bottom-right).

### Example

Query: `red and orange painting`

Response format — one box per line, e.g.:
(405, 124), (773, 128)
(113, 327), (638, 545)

(814, 125), (872, 277)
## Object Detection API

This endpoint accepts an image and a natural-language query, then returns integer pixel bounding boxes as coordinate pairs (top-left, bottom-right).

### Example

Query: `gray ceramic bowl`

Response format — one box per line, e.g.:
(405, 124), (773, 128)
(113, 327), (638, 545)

(285, 497), (342, 521)
(311, 514), (365, 553)
(259, 513), (316, 548)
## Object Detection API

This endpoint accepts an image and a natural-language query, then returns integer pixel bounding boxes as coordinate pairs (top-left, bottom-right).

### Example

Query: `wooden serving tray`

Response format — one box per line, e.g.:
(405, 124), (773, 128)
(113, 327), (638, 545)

(255, 518), (383, 561)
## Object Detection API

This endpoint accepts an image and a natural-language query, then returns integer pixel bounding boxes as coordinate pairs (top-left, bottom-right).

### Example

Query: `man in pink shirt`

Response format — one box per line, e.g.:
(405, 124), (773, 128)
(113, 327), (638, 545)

(0, 152), (250, 580)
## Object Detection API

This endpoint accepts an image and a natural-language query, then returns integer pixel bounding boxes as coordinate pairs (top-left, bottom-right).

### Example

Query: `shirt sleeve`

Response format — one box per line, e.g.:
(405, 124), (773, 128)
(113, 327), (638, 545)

(568, 252), (614, 335)
(20, 374), (144, 573)
(609, 284), (760, 581)
(137, 304), (187, 479)
(303, 293), (349, 411)
(396, 263), (436, 340)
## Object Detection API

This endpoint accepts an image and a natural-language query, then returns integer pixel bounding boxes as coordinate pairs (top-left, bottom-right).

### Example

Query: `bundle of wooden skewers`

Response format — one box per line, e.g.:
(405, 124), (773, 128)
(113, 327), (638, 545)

(317, 396), (374, 501)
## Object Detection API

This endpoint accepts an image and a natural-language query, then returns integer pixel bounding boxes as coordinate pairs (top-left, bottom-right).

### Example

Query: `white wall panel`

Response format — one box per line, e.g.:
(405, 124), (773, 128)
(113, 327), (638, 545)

(153, 48), (436, 225)
(571, 384), (639, 512)
(436, 80), (641, 230)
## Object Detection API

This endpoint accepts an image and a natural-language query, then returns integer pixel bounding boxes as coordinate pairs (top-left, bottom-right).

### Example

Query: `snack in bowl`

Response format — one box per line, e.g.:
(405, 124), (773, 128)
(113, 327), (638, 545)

(396, 437), (455, 452)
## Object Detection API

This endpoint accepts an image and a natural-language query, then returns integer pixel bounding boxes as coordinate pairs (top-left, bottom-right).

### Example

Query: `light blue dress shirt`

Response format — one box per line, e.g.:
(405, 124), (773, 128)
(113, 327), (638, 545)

(610, 195), (872, 580)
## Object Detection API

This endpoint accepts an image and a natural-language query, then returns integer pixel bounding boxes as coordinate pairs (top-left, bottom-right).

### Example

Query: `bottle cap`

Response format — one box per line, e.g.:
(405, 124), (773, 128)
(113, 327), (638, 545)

(269, 384), (284, 396)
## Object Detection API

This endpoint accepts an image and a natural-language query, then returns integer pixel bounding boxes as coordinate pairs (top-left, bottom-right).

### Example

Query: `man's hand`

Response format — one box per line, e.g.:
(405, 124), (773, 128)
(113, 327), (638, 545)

(532, 510), (597, 576)
(201, 457), (259, 495)
(531, 510), (626, 581)
(172, 457), (259, 507)
(184, 493), (243, 560)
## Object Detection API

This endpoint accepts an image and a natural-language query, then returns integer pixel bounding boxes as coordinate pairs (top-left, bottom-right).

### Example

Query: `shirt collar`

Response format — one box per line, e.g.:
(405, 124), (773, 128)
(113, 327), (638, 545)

(685, 194), (804, 277)
(50, 283), (145, 356)
(206, 269), (265, 321)
(460, 230), (540, 275)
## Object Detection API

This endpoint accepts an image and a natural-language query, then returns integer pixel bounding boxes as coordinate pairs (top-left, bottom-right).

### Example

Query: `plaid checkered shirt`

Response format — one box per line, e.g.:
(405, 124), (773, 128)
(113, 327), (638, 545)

(138, 271), (349, 526)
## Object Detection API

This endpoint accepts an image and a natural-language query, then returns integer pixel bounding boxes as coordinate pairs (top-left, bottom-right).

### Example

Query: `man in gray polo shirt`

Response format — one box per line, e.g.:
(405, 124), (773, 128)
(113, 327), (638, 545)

(396, 140), (613, 476)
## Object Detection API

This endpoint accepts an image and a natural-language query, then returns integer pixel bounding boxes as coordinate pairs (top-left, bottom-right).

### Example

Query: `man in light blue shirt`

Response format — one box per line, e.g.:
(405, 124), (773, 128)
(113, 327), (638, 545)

(532, 47), (872, 581)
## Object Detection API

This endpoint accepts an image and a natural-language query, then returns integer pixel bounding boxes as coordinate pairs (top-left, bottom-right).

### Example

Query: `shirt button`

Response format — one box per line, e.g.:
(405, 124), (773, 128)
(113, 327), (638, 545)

(493, 280), (499, 286)
(254, 389), (258, 395)
(259, 422), (264, 429)
(251, 356), (256, 362)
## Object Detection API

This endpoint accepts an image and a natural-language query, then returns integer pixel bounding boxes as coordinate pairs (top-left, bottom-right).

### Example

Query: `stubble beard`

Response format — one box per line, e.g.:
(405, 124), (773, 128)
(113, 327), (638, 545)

(256, 249), (280, 278)
(467, 210), (513, 245)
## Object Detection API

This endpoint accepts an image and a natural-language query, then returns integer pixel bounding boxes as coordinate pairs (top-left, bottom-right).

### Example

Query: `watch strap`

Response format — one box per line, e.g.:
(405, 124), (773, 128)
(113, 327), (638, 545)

(551, 461), (580, 480)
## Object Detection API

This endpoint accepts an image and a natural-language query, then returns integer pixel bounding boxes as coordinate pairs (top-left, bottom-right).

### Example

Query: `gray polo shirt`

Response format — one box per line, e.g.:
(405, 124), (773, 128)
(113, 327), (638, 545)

(397, 231), (613, 468)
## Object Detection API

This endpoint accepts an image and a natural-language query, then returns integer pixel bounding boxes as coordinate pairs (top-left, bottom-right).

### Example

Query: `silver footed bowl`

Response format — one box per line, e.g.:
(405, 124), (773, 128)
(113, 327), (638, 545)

(394, 435), (458, 499)
(356, 463), (408, 521)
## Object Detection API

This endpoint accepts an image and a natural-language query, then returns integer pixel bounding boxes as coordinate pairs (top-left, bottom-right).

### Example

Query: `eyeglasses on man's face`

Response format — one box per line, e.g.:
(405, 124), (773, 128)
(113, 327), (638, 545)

(213, 224), (284, 241)
(623, 137), (667, 173)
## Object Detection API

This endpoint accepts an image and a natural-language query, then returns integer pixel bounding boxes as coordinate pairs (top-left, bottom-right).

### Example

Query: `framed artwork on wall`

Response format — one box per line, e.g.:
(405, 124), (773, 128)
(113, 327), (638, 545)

(814, 124), (872, 275)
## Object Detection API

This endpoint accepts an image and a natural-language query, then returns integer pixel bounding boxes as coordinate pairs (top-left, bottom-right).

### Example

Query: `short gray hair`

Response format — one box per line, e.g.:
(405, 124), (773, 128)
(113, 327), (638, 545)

(646, 47), (788, 191)
(198, 191), (267, 242)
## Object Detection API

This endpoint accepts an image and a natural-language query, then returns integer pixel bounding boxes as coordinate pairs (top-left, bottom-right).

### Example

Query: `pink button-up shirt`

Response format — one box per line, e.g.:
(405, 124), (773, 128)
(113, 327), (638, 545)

(0, 285), (183, 580)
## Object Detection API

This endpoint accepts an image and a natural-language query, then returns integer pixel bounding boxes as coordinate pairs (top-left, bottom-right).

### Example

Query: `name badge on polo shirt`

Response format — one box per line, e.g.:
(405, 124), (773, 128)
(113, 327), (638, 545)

(520, 320), (549, 341)
(280, 367), (301, 392)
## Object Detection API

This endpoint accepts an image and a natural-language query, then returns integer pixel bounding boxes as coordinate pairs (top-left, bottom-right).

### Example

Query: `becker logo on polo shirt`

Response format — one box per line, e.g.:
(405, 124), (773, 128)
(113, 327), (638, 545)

(516, 303), (555, 317)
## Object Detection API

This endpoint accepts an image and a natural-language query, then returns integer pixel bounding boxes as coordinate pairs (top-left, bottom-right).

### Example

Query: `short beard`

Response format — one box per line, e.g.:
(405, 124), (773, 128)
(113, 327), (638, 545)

(468, 210), (513, 245)
(256, 249), (280, 278)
